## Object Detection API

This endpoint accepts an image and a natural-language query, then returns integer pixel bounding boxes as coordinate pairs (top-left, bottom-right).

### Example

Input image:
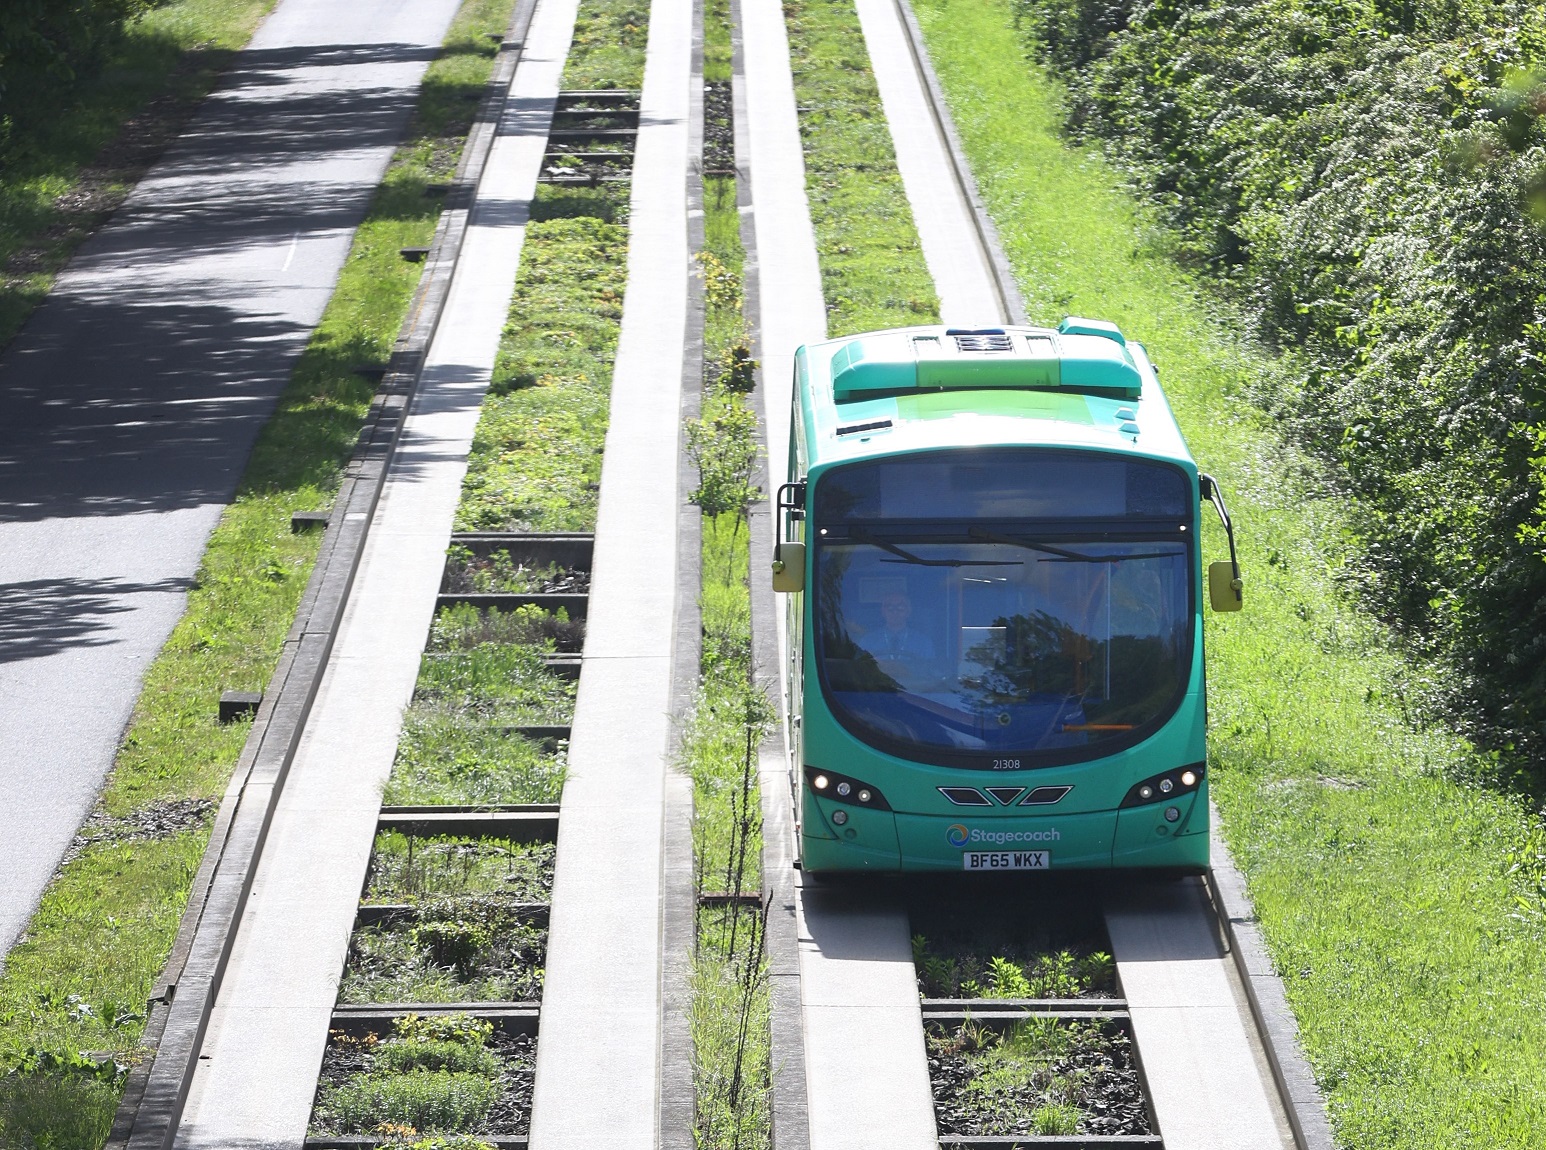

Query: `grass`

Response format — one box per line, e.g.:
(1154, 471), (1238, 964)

(911, 0), (1546, 1144)
(385, 708), (567, 806)
(315, 1071), (498, 1134)
(381, 607), (575, 803)
(782, 0), (938, 336)
(441, 549), (589, 595)
(341, 904), (546, 1005)
(414, 644), (574, 719)
(454, 0), (648, 533)
(455, 207), (630, 533)
(927, 1018), (1123, 1137)
(911, 937), (1115, 1000)
(310, 1016), (532, 1141)
(0, 0), (519, 1142)
(0, 0), (279, 349)
(680, 5), (774, 1143)
(363, 835), (555, 905)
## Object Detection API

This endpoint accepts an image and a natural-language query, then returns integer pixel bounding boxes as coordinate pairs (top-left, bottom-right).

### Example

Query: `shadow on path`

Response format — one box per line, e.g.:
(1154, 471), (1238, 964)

(0, 575), (193, 662)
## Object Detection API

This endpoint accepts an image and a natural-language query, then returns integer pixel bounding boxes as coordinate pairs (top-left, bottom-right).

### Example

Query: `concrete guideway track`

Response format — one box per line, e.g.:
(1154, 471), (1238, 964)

(155, 0), (580, 1143)
(0, 0), (465, 966)
(743, 1), (1330, 1147)
(525, 0), (691, 1140)
(852, 0), (1019, 327)
(739, 3), (936, 1149)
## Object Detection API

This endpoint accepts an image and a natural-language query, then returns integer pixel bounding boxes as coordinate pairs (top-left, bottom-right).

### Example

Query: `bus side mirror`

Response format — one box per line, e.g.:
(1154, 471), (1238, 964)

(772, 541), (805, 593)
(1208, 561), (1242, 612)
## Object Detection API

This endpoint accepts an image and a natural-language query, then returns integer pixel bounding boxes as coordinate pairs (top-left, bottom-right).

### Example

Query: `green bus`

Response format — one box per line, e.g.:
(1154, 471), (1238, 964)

(772, 320), (1242, 874)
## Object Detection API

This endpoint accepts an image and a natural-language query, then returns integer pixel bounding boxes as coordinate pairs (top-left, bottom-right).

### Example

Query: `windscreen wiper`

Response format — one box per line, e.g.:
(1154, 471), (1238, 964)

(967, 527), (1176, 564)
(851, 527), (1019, 568)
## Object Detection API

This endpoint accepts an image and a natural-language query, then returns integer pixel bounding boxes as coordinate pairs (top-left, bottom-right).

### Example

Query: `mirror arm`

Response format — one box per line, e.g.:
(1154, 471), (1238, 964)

(1199, 472), (1241, 585)
(776, 480), (807, 536)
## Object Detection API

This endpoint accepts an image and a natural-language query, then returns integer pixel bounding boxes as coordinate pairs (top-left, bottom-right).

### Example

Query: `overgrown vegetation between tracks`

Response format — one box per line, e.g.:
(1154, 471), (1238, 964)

(678, 4), (772, 1146)
(913, 0), (1546, 1144)
(783, 0), (938, 337)
(0, 1), (519, 1145)
(927, 1017), (1150, 1139)
(302, 0), (649, 1141)
(0, 0), (280, 347)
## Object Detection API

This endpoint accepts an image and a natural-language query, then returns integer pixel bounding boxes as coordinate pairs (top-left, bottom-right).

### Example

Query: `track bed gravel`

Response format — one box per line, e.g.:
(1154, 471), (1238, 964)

(927, 1019), (1151, 1138)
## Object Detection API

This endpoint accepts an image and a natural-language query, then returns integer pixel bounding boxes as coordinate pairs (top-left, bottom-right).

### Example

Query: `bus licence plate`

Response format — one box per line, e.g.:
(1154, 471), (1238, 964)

(962, 850), (1050, 871)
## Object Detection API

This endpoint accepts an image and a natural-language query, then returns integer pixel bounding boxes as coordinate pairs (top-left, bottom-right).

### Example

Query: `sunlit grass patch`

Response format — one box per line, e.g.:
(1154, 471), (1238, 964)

(363, 835), (555, 905)
(340, 904), (546, 1005)
(385, 709), (566, 806)
(781, 0), (937, 336)
(456, 208), (629, 533)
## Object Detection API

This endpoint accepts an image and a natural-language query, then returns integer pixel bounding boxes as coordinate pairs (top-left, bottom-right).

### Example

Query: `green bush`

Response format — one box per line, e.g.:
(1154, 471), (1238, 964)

(1010, 0), (1546, 765)
(410, 920), (492, 973)
(313, 1070), (497, 1133)
(0, 0), (166, 146)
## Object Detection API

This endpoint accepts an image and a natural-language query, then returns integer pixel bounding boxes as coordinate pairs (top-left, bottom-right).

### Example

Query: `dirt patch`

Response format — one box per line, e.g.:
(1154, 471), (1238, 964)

(704, 81), (734, 172)
(63, 798), (215, 864)
(928, 1019), (1151, 1138)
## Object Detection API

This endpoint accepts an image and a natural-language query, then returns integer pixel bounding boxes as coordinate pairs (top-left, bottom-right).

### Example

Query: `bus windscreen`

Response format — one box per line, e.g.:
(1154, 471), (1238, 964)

(812, 452), (1193, 764)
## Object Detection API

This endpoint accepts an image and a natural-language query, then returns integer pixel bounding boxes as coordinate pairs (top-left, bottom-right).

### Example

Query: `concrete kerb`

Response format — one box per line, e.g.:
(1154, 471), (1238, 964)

(105, 3), (541, 1145)
(1205, 819), (1337, 1150)
(659, 0), (707, 1145)
(732, 2), (810, 1147)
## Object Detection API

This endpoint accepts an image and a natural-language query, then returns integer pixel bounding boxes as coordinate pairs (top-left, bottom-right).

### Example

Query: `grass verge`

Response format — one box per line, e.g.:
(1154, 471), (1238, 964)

(680, 5), (773, 1146)
(912, 0), (1546, 1144)
(0, 0), (279, 349)
(0, 1), (519, 1144)
(782, 0), (937, 336)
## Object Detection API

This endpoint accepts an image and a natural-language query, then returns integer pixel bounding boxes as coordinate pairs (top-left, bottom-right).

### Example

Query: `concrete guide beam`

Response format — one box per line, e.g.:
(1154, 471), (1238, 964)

(741, 0), (827, 489)
(523, 0), (690, 1143)
(165, 0), (580, 1143)
(1106, 881), (1295, 1150)
(852, 0), (1006, 327)
(740, 4), (936, 1149)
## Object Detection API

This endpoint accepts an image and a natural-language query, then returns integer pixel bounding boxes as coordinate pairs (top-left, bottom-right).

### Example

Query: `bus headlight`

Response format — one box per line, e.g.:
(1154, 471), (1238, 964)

(803, 767), (891, 811)
(1121, 763), (1205, 809)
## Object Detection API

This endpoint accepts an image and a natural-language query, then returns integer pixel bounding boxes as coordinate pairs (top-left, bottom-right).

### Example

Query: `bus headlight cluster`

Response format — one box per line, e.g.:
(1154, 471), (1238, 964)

(1120, 763), (1206, 809)
(804, 767), (891, 812)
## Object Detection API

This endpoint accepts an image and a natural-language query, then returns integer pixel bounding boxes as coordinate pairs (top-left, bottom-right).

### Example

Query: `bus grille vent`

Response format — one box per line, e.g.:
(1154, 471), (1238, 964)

(952, 332), (1013, 353)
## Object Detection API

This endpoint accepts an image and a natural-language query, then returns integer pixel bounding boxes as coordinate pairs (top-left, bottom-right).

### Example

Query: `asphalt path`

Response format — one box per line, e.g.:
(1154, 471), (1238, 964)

(0, 0), (463, 965)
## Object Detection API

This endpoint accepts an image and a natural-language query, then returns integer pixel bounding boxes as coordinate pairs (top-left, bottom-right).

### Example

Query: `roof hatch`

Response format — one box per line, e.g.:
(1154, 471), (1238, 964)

(829, 319), (1142, 402)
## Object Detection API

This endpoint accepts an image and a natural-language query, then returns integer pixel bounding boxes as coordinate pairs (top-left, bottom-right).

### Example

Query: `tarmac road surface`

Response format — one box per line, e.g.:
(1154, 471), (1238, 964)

(0, 0), (463, 965)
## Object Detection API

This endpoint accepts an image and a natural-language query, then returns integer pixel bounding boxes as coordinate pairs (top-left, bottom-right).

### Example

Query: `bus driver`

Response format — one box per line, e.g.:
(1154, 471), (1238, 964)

(866, 590), (935, 662)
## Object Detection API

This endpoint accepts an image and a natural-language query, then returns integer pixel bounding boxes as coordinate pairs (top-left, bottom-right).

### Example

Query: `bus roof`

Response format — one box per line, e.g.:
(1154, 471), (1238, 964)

(793, 321), (1196, 474)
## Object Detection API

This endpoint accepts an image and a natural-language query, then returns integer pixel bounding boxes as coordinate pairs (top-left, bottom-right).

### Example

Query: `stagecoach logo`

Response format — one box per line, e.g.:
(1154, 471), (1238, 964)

(947, 823), (1061, 847)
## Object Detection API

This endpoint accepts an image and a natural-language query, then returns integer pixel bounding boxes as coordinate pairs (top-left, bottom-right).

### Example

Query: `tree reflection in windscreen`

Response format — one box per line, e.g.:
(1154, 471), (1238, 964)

(817, 539), (1188, 757)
